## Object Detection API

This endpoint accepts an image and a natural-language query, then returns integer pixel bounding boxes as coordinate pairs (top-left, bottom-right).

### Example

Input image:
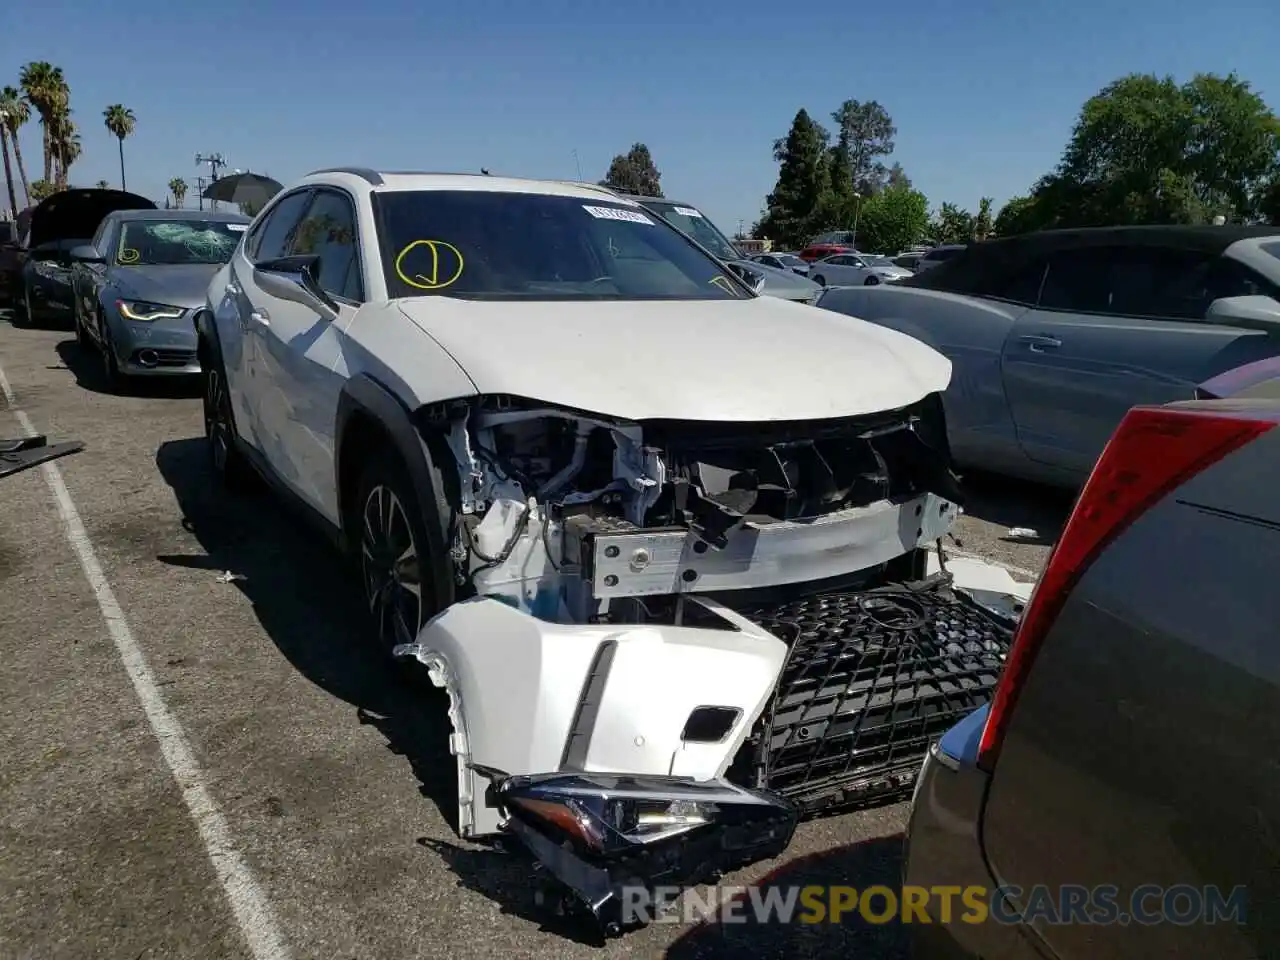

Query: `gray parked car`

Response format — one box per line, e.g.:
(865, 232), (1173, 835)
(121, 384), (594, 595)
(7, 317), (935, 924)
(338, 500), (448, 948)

(817, 225), (1280, 487)
(613, 194), (822, 304)
(68, 209), (250, 390)
(906, 392), (1279, 958)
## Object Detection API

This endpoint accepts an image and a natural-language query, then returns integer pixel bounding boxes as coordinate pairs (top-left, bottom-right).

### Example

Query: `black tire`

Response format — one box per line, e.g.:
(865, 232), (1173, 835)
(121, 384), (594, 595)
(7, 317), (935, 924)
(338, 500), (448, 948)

(354, 451), (451, 658)
(11, 284), (31, 328)
(812, 275), (826, 286)
(74, 310), (92, 349)
(202, 347), (255, 493)
(99, 323), (129, 394)
(864, 275), (881, 285)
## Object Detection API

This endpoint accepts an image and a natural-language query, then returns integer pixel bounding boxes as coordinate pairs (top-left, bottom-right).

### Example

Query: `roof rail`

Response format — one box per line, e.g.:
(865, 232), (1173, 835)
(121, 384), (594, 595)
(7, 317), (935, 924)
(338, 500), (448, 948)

(305, 167), (385, 186)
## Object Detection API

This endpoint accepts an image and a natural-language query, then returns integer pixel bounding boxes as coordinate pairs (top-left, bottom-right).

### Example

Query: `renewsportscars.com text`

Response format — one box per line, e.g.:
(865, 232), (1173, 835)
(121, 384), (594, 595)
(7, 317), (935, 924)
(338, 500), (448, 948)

(621, 883), (1249, 927)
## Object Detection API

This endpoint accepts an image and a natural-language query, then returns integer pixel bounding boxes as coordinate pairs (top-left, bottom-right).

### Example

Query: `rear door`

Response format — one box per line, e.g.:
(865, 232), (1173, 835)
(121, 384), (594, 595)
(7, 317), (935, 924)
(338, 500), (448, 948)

(1001, 245), (1280, 476)
(247, 187), (364, 523)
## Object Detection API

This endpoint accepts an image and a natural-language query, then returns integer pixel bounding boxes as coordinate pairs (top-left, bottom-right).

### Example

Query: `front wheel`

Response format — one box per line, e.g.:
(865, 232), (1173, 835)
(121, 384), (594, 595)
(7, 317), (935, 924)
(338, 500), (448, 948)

(355, 454), (437, 657)
(202, 350), (254, 492)
(864, 275), (881, 285)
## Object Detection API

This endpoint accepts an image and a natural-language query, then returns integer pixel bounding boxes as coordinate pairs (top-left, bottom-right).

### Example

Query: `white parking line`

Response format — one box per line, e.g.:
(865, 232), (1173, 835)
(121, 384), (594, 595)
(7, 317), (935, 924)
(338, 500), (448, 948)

(0, 365), (292, 960)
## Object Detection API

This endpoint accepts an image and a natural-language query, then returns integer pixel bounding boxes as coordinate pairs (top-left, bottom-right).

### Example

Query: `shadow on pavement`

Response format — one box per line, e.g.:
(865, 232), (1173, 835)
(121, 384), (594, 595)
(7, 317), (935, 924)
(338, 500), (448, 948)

(420, 837), (611, 947)
(153, 435), (459, 830)
(957, 469), (1075, 548)
(54, 338), (202, 399)
(665, 834), (910, 959)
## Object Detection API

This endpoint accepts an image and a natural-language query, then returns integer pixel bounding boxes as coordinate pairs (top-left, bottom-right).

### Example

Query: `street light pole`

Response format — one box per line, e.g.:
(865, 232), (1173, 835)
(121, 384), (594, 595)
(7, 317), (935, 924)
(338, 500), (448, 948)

(851, 192), (863, 251)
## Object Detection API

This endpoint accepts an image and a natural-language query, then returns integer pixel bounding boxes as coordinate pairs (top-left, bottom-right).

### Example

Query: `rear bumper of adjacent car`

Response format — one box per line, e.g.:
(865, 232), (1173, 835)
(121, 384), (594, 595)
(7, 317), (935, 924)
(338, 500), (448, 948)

(904, 705), (1048, 959)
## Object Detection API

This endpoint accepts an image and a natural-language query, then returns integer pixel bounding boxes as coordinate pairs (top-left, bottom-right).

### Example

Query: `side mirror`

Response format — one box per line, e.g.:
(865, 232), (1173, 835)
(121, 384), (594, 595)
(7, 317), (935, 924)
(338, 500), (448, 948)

(1206, 294), (1280, 331)
(69, 244), (105, 264)
(726, 261), (767, 294)
(253, 255), (339, 317)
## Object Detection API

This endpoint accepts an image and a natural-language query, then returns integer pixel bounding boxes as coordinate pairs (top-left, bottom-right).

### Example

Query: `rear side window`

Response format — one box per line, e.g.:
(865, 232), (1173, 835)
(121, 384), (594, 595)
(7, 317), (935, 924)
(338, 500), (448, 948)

(1039, 247), (1217, 318)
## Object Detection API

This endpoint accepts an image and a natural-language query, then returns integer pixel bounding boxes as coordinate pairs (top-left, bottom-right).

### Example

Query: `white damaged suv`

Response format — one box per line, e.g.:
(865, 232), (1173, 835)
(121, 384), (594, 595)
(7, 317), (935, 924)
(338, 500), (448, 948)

(196, 168), (1015, 934)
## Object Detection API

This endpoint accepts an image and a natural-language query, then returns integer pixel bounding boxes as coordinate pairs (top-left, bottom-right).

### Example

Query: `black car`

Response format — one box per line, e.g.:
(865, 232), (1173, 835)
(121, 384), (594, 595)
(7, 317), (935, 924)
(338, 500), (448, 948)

(0, 220), (18, 306)
(8, 188), (156, 328)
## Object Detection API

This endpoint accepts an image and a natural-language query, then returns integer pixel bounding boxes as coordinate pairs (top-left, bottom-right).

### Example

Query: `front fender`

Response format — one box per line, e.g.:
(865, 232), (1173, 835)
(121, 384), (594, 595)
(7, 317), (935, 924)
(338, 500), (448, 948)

(395, 596), (789, 837)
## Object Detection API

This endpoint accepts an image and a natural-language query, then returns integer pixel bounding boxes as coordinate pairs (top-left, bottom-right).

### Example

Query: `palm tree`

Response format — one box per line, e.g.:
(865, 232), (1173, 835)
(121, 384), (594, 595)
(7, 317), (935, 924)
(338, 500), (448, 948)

(168, 176), (188, 208)
(19, 62), (65, 185)
(96, 179), (110, 190)
(0, 117), (16, 217)
(51, 113), (80, 188)
(103, 104), (135, 191)
(0, 87), (33, 205)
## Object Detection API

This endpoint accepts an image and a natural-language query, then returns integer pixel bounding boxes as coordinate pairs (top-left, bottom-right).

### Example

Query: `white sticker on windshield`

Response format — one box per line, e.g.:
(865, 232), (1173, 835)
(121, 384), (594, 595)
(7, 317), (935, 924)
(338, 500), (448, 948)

(226, 223), (247, 232)
(673, 206), (703, 217)
(583, 205), (654, 225)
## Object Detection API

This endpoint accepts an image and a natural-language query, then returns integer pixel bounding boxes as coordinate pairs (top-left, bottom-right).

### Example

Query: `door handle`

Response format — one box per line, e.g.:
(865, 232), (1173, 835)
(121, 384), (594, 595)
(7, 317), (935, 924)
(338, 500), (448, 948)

(1019, 334), (1062, 352)
(249, 309), (270, 327)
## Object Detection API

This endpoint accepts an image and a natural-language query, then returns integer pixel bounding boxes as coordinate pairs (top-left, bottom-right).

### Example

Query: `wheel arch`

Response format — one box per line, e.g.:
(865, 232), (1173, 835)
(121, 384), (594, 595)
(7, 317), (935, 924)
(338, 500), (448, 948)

(335, 374), (459, 612)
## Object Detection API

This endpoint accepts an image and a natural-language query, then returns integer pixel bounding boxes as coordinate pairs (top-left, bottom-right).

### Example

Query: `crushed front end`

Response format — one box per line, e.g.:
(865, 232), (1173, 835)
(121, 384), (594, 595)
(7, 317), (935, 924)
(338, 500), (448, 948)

(394, 393), (1018, 935)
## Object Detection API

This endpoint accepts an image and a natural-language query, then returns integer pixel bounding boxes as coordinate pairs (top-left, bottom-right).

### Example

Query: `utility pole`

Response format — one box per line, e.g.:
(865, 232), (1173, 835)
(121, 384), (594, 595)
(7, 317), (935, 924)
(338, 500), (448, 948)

(572, 149), (583, 181)
(195, 175), (210, 212)
(195, 152), (226, 211)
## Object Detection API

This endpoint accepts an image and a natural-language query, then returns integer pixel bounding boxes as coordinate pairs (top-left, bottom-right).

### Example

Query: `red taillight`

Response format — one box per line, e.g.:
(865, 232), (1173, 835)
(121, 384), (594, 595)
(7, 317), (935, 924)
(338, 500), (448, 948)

(976, 405), (1275, 772)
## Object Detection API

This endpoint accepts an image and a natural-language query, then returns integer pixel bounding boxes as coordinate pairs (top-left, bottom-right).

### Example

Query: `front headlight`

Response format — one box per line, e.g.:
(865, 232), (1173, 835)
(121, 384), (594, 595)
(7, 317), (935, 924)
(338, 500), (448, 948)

(117, 300), (186, 322)
(487, 771), (798, 935)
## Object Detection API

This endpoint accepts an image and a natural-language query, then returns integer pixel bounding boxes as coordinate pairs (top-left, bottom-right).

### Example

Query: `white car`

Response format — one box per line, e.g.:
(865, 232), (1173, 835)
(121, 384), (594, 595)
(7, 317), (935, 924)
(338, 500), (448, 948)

(809, 252), (914, 287)
(196, 167), (1017, 934)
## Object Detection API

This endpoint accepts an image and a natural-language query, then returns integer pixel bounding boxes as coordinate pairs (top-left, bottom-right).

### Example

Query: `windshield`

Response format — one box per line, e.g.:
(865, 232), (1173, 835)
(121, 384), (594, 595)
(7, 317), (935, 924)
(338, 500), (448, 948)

(374, 191), (749, 301)
(635, 200), (741, 261)
(1262, 241), (1280, 266)
(777, 255), (805, 267)
(115, 220), (245, 265)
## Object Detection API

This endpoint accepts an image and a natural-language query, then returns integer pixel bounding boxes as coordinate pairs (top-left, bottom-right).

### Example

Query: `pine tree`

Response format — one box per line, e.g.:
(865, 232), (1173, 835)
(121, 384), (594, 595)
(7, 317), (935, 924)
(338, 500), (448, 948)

(757, 109), (831, 248)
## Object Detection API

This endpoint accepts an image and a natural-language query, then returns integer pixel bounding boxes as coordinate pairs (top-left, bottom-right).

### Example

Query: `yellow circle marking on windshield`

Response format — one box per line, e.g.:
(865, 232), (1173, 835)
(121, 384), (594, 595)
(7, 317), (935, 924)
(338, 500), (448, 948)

(118, 248), (140, 264)
(708, 275), (739, 296)
(395, 240), (464, 290)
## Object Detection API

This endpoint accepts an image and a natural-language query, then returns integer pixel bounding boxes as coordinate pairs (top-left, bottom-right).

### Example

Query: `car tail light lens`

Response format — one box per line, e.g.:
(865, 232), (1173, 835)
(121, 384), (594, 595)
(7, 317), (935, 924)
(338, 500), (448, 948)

(976, 404), (1276, 771)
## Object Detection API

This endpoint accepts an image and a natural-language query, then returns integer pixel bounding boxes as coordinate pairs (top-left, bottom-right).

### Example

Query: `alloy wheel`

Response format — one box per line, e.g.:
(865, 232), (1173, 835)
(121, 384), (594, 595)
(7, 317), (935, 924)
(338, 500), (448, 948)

(360, 484), (423, 651)
(204, 368), (231, 473)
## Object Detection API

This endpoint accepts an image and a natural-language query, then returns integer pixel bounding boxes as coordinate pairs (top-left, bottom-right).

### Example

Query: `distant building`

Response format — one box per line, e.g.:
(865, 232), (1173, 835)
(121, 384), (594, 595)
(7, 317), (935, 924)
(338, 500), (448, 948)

(734, 238), (772, 254)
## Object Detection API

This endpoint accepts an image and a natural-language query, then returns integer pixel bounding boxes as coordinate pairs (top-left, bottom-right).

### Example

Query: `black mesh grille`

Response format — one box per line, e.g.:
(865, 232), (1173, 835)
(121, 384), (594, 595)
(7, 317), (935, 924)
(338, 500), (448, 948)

(740, 577), (1014, 816)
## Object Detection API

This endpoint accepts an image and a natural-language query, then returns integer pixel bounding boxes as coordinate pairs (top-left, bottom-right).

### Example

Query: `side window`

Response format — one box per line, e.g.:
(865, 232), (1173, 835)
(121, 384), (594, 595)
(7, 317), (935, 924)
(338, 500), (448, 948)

(978, 259), (1047, 305)
(1171, 255), (1280, 315)
(91, 218), (112, 252)
(288, 189), (363, 302)
(248, 190), (312, 262)
(1039, 247), (1217, 318)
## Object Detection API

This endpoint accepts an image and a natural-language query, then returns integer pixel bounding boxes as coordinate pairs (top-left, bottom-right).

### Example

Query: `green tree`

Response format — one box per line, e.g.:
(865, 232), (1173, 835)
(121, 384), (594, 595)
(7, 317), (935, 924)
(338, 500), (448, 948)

(168, 177), (188, 208)
(95, 179), (109, 190)
(104, 104), (136, 191)
(855, 184), (930, 254)
(973, 197), (994, 240)
(599, 143), (663, 197)
(829, 99), (896, 197)
(1014, 72), (1280, 229)
(757, 109), (831, 248)
(931, 203), (974, 244)
(992, 195), (1037, 236)
(29, 178), (55, 201)
(886, 162), (911, 190)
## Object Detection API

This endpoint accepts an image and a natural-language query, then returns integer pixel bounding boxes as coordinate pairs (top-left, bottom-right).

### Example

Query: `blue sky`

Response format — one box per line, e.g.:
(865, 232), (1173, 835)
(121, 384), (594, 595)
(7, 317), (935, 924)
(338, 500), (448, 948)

(2, 0), (1278, 235)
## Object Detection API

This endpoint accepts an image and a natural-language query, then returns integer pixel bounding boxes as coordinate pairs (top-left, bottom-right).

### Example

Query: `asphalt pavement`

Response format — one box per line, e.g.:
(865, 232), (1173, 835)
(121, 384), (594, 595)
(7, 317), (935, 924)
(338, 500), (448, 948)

(0, 312), (1068, 960)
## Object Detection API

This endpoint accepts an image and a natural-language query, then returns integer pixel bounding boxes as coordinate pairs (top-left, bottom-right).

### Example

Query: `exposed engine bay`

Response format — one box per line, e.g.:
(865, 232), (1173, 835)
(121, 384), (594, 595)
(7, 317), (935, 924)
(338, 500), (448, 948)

(425, 393), (967, 622)
(400, 393), (1020, 939)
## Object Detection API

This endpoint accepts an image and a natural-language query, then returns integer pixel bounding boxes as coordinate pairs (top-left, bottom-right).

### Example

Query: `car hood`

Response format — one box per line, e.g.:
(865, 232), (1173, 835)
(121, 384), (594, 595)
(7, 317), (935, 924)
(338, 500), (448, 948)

(24, 189), (156, 249)
(397, 295), (951, 422)
(110, 264), (221, 309)
(728, 258), (820, 299)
